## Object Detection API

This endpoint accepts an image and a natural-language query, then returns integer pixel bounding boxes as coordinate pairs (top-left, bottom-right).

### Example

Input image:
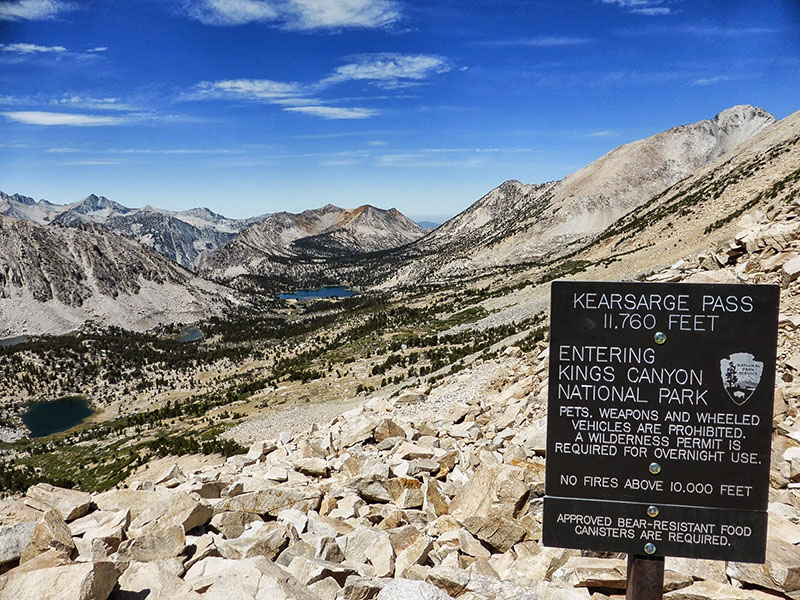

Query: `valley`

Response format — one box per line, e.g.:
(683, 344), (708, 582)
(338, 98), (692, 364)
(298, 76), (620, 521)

(0, 280), (546, 492)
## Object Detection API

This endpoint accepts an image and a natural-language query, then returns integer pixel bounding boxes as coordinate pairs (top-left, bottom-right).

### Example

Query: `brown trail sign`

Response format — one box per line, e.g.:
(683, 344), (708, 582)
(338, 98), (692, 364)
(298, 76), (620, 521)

(542, 281), (779, 598)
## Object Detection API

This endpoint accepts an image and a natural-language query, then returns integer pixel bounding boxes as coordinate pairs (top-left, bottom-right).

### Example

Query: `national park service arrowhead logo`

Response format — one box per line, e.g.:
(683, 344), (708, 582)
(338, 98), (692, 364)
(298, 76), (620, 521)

(720, 352), (764, 406)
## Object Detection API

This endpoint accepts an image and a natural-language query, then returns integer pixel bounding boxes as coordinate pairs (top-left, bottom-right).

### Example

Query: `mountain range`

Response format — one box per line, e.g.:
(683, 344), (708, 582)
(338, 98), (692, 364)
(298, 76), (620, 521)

(1, 103), (797, 336)
(0, 192), (264, 268)
(0, 192), (427, 276)
(0, 196), (426, 335)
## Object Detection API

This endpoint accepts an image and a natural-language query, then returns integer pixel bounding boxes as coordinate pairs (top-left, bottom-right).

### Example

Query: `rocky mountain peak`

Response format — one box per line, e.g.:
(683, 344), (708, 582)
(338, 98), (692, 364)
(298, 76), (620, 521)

(197, 203), (426, 280)
(337, 205), (375, 226)
(383, 105), (782, 285)
(0, 193), (273, 268)
(181, 206), (225, 220)
(713, 104), (774, 127)
(0, 191), (60, 224)
(700, 104), (777, 160)
(74, 194), (128, 214)
(497, 179), (524, 191)
(0, 191), (37, 206)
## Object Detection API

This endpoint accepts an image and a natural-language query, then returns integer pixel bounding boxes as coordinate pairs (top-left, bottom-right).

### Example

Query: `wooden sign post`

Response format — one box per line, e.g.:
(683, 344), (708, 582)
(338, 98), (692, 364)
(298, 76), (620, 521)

(542, 281), (779, 597)
(626, 555), (664, 600)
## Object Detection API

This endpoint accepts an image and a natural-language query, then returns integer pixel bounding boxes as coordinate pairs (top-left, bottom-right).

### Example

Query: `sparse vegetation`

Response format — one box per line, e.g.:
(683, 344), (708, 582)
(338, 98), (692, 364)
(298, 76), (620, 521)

(705, 166), (800, 233)
(0, 277), (549, 493)
(536, 259), (591, 283)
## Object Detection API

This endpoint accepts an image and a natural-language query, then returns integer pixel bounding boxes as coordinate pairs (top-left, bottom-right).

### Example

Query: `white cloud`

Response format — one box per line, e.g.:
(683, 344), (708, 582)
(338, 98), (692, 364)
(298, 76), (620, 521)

(632, 7), (669, 15)
(587, 130), (619, 137)
(53, 96), (136, 111)
(692, 75), (734, 86)
(602, 0), (672, 16)
(191, 78), (308, 102)
(184, 0), (278, 26)
(322, 53), (452, 88)
(3, 111), (127, 126)
(285, 0), (399, 30)
(61, 159), (125, 166)
(320, 158), (360, 166)
(45, 146), (82, 153)
(478, 36), (592, 47)
(88, 46), (108, 52)
(0, 94), (138, 112)
(0, 0), (74, 21)
(680, 25), (777, 36)
(0, 42), (67, 53)
(184, 0), (400, 30)
(376, 153), (482, 168)
(283, 106), (378, 119)
(109, 147), (246, 155)
(187, 53), (449, 119)
(617, 24), (778, 37)
(192, 78), (334, 110)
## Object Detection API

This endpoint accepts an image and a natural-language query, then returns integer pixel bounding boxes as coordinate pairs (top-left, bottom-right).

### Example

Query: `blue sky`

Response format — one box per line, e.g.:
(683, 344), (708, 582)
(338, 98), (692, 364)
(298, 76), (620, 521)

(0, 0), (798, 221)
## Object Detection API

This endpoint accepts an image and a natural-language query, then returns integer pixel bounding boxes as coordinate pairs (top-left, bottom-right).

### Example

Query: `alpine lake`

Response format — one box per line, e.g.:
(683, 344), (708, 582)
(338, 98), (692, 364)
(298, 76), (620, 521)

(0, 336), (31, 348)
(279, 286), (358, 301)
(177, 326), (204, 343)
(21, 396), (94, 438)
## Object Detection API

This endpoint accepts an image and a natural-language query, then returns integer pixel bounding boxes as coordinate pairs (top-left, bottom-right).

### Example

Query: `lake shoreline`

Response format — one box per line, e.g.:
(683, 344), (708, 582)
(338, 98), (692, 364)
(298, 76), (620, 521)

(176, 326), (204, 343)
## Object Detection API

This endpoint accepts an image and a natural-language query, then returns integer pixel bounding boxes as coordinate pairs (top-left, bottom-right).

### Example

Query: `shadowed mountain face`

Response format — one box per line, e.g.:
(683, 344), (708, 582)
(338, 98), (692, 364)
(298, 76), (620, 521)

(195, 204), (425, 280)
(0, 215), (239, 336)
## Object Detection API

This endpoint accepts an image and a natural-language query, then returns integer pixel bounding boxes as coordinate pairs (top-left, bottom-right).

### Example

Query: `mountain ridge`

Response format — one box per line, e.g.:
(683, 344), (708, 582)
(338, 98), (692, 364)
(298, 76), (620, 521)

(0, 192), (267, 268)
(196, 203), (425, 280)
(376, 104), (778, 286)
(0, 214), (241, 337)
(0, 192), (425, 273)
(1, 104), (793, 335)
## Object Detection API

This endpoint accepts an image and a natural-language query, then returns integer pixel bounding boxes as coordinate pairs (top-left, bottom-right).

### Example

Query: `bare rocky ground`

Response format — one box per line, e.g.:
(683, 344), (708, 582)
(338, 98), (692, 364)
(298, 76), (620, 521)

(2, 204), (800, 599)
(223, 355), (524, 446)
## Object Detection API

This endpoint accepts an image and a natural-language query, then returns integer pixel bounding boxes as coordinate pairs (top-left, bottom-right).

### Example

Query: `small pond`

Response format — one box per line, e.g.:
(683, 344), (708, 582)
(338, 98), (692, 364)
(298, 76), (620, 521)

(177, 326), (204, 343)
(0, 336), (30, 348)
(279, 286), (358, 301)
(21, 396), (94, 438)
